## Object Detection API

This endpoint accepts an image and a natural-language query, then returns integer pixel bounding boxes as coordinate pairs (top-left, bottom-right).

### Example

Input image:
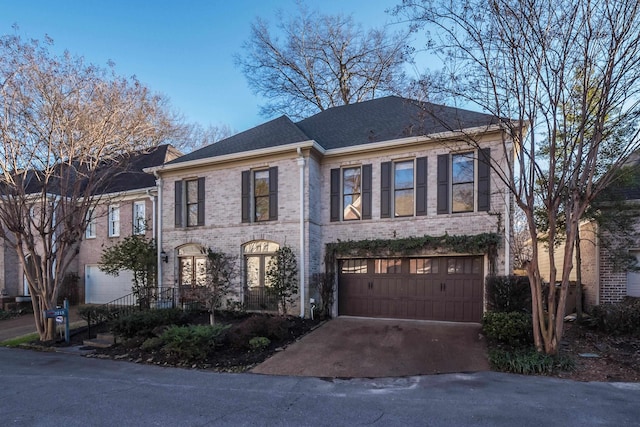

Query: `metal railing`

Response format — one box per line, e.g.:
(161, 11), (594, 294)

(86, 287), (179, 336)
(244, 287), (278, 312)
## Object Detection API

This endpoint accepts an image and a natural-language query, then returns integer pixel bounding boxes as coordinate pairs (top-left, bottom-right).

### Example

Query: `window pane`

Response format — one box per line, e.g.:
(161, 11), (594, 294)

(341, 259), (368, 274)
(254, 170), (269, 197)
(246, 256), (260, 288)
(195, 258), (207, 286)
(343, 167), (361, 195)
(264, 256), (273, 287)
(343, 194), (361, 220)
(452, 182), (474, 212)
(472, 258), (482, 274)
(375, 259), (401, 274)
(395, 189), (414, 217)
(187, 204), (198, 226)
(410, 258), (436, 274)
(452, 153), (474, 184)
(186, 180), (198, 203)
(180, 258), (193, 286)
(394, 161), (414, 190)
(255, 195), (269, 221)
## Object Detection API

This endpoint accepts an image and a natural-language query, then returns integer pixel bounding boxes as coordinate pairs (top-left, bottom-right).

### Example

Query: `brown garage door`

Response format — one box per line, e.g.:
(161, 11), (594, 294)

(338, 257), (484, 322)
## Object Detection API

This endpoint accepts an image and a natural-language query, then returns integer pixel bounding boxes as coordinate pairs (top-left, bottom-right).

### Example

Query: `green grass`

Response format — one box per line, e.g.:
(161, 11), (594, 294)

(0, 333), (39, 348)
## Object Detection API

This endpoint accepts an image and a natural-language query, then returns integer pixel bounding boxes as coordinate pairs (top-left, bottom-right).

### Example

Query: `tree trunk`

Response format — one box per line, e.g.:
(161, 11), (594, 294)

(575, 229), (583, 321)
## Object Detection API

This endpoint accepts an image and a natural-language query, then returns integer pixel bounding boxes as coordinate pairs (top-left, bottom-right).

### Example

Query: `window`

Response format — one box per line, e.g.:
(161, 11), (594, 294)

(174, 177), (205, 228)
(133, 201), (146, 235)
(394, 161), (414, 217)
(330, 165), (371, 221)
(340, 259), (368, 274)
(243, 240), (279, 310)
(375, 258), (402, 274)
(242, 167), (278, 223)
(381, 157), (427, 218)
(343, 167), (362, 220)
(437, 149), (491, 214)
(447, 257), (482, 275)
(451, 153), (474, 213)
(108, 205), (120, 237)
(254, 170), (270, 221)
(410, 258), (439, 274)
(178, 244), (207, 289)
(85, 210), (96, 239)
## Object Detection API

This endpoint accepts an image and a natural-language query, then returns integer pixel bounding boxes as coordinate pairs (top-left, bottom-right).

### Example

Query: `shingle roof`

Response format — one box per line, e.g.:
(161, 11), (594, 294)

(168, 96), (499, 164)
(167, 116), (310, 164)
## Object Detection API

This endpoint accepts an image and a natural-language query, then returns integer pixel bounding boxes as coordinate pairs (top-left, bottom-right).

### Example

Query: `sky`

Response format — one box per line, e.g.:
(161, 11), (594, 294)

(0, 0), (412, 134)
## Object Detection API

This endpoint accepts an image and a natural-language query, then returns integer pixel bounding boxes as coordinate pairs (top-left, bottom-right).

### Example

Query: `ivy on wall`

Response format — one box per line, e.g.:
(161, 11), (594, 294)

(324, 232), (501, 275)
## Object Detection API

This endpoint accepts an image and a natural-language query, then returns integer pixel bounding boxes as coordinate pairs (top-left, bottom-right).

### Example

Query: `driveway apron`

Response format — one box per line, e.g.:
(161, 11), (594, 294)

(252, 317), (489, 378)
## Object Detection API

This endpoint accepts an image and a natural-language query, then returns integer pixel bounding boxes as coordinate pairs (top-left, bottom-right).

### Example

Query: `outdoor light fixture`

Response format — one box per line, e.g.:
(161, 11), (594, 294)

(160, 250), (168, 263)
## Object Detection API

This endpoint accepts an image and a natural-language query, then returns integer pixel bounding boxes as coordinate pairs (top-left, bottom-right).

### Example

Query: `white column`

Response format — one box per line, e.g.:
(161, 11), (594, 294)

(297, 149), (306, 318)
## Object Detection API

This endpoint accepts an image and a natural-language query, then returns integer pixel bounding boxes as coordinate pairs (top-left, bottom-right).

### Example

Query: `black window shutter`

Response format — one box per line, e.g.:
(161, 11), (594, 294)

(361, 164), (372, 220)
(380, 162), (391, 218)
(330, 168), (340, 222)
(437, 154), (449, 214)
(241, 170), (250, 223)
(269, 166), (278, 220)
(478, 148), (491, 212)
(197, 177), (205, 226)
(174, 180), (182, 227)
(416, 157), (428, 216)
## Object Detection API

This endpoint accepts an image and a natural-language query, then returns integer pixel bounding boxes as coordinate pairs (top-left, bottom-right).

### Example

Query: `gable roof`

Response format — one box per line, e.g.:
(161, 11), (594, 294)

(167, 96), (499, 165)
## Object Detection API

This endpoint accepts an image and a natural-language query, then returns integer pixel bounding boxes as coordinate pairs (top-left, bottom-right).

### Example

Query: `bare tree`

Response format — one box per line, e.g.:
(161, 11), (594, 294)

(175, 122), (235, 153)
(236, 3), (410, 120)
(0, 34), (184, 341)
(399, 0), (640, 354)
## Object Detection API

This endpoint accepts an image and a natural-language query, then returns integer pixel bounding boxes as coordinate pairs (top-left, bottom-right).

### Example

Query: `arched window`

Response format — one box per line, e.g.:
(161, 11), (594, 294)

(242, 240), (279, 311)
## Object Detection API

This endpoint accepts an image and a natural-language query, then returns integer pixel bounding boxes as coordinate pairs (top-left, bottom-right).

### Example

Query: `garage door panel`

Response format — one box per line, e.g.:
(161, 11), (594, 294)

(85, 265), (135, 304)
(339, 256), (483, 322)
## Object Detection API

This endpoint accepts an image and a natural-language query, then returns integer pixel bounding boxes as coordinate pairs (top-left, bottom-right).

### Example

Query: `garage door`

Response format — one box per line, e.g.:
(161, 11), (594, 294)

(85, 265), (134, 304)
(338, 257), (484, 322)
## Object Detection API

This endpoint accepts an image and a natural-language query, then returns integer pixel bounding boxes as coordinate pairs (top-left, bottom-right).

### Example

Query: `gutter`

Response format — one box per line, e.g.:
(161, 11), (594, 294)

(153, 172), (164, 291)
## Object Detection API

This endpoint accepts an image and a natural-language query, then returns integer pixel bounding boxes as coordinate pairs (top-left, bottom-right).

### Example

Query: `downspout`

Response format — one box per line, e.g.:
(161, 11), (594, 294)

(154, 173), (163, 291)
(504, 191), (511, 275)
(297, 147), (306, 318)
(146, 187), (158, 289)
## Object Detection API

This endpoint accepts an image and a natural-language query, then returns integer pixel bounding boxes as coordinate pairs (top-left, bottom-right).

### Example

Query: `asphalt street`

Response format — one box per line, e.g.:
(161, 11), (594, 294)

(1, 347), (639, 426)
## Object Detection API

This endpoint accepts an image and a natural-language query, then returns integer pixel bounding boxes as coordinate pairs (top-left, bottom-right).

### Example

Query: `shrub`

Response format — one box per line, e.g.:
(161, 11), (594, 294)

(249, 336), (271, 351)
(141, 336), (163, 351)
(0, 309), (12, 320)
(486, 275), (531, 313)
(109, 308), (190, 339)
(489, 348), (574, 375)
(482, 311), (533, 347)
(591, 297), (640, 335)
(228, 315), (288, 349)
(160, 324), (228, 363)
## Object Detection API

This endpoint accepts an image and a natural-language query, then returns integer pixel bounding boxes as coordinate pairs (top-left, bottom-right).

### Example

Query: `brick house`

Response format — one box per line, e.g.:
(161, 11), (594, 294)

(0, 144), (181, 305)
(150, 96), (515, 322)
(537, 155), (640, 310)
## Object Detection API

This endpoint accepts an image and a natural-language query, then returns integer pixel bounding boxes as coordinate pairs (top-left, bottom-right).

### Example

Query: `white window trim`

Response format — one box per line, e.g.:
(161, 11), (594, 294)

(108, 205), (120, 237)
(133, 201), (146, 235)
(450, 151), (477, 214)
(392, 159), (416, 217)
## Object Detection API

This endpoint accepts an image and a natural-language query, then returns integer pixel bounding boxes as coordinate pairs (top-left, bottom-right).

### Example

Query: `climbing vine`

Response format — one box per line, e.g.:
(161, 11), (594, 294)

(324, 232), (501, 276)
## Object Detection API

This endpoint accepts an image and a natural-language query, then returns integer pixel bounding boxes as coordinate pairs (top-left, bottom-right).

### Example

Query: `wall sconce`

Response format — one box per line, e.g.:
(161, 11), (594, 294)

(160, 250), (169, 263)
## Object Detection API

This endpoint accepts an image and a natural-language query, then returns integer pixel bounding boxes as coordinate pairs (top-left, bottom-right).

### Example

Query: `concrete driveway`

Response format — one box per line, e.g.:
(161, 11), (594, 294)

(252, 317), (489, 378)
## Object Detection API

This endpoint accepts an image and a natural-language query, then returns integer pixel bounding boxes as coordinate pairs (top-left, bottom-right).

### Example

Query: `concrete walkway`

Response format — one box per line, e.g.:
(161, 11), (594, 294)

(0, 307), (85, 342)
(252, 317), (489, 378)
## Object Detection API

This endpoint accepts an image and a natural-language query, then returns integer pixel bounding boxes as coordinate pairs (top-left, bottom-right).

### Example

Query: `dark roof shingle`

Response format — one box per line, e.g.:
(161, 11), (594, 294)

(169, 96), (498, 164)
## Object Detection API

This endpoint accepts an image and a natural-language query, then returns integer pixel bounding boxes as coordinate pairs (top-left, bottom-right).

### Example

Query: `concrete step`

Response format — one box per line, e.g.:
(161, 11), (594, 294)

(83, 333), (116, 348)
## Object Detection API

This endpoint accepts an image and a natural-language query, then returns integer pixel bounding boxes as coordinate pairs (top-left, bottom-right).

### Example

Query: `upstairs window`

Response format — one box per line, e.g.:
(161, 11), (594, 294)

(85, 210), (96, 239)
(330, 164), (371, 221)
(451, 153), (475, 213)
(437, 149), (491, 214)
(174, 178), (205, 228)
(133, 201), (146, 234)
(108, 205), (120, 237)
(242, 167), (278, 223)
(381, 157), (427, 218)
